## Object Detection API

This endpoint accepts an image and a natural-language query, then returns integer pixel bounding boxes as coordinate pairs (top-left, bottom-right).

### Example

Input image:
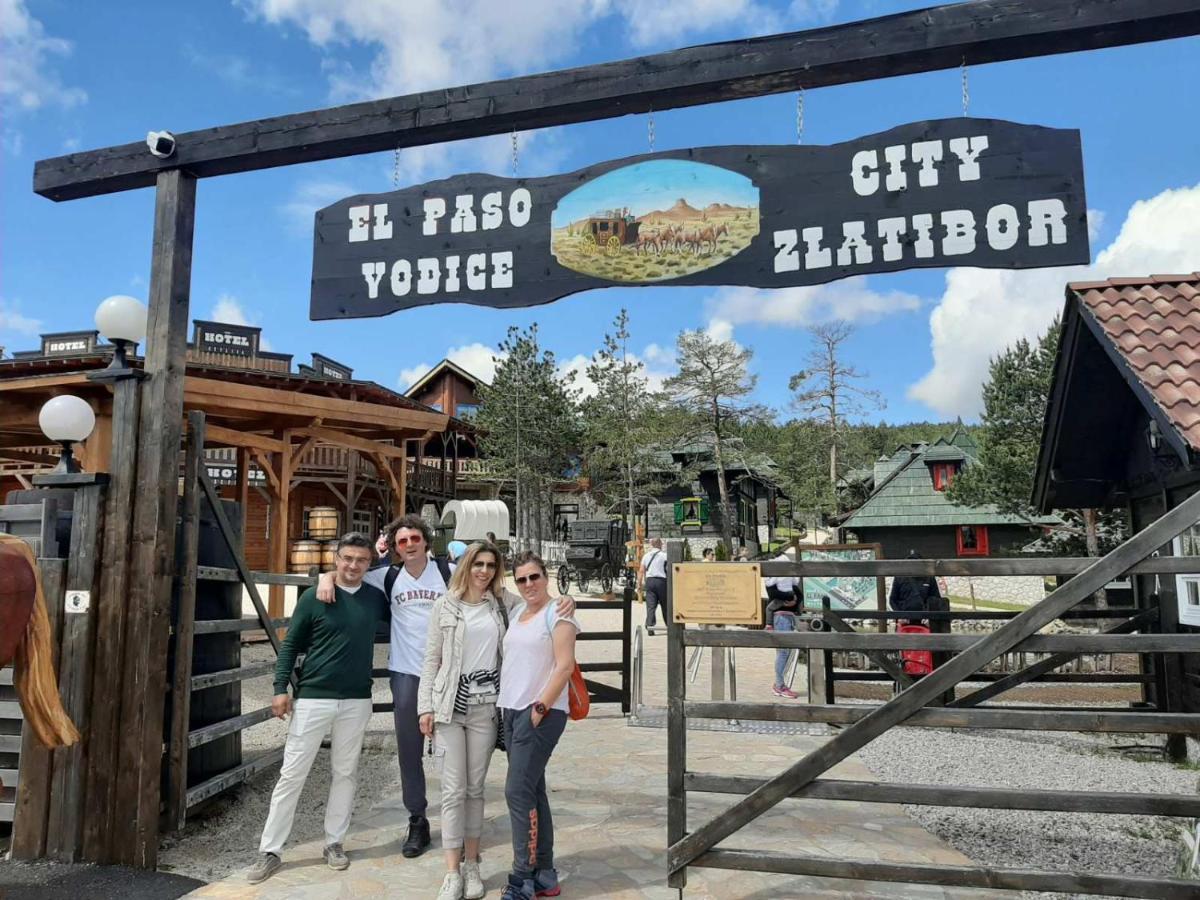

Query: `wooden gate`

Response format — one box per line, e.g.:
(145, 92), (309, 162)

(666, 489), (1200, 897)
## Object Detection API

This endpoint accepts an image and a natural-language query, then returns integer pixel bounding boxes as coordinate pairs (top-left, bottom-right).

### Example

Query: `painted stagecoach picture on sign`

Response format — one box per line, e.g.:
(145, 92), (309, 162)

(550, 159), (760, 283)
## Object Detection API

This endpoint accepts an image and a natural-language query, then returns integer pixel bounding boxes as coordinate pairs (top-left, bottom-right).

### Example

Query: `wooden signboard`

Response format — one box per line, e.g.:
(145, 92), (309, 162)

(310, 118), (1089, 319)
(797, 543), (886, 614)
(672, 562), (762, 626)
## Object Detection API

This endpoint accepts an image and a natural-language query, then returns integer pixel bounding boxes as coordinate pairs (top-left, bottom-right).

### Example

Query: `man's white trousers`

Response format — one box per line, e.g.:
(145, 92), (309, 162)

(258, 697), (373, 855)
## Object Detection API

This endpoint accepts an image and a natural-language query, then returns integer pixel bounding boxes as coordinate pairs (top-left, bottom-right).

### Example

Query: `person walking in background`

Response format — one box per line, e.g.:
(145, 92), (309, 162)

(316, 514), (453, 859)
(418, 542), (510, 900)
(248, 533), (389, 884)
(639, 538), (669, 633)
(765, 547), (802, 699)
(498, 552), (581, 900)
(701, 547), (715, 562)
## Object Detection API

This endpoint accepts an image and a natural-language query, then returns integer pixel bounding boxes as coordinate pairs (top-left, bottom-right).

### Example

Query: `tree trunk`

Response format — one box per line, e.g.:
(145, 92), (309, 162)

(711, 402), (734, 554)
(1083, 507), (1107, 608)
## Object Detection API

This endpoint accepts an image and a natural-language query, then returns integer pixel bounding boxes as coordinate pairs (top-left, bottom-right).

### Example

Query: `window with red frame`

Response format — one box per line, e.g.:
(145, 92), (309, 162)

(956, 525), (989, 557)
(931, 462), (957, 491)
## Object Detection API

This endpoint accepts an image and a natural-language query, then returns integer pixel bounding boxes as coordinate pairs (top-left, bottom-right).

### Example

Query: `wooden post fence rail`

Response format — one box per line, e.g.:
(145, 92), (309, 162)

(666, 487), (1200, 897)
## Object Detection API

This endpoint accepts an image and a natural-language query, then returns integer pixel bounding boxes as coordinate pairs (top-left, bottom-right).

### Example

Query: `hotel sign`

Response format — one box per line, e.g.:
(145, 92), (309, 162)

(194, 320), (260, 356)
(310, 118), (1089, 319)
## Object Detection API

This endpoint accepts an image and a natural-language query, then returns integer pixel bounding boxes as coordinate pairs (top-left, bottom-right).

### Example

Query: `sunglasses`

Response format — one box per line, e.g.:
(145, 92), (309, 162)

(472, 560), (498, 570)
(514, 572), (543, 585)
(393, 534), (424, 546)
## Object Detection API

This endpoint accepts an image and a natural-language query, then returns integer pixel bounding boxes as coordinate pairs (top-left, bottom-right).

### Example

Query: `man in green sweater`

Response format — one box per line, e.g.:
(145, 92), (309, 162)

(247, 532), (389, 884)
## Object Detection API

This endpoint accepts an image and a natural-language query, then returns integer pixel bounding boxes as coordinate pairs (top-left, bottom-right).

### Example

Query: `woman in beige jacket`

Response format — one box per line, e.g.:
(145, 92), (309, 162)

(418, 542), (573, 900)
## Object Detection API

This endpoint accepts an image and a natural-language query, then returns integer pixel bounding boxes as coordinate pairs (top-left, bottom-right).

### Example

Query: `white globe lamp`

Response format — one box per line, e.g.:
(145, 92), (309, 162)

(39, 395), (96, 473)
(95, 294), (148, 369)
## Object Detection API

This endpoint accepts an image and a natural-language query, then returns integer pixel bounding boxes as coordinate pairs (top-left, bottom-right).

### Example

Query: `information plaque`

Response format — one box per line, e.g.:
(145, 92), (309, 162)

(672, 563), (762, 626)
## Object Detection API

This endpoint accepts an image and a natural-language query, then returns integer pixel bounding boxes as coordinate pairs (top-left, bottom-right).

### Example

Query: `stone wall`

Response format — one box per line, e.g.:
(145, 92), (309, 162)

(882, 574), (1047, 606)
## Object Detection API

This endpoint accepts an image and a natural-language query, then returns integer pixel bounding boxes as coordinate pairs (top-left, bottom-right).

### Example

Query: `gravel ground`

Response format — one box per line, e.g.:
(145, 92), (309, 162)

(0, 860), (202, 899)
(857, 712), (1195, 900)
(157, 643), (404, 883)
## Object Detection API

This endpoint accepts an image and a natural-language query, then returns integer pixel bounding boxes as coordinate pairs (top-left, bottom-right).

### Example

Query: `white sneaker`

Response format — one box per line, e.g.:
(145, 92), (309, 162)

(437, 871), (464, 900)
(461, 859), (485, 899)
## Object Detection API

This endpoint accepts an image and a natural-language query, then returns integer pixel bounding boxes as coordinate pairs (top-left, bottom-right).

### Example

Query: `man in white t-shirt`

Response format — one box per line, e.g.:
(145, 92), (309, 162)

(318, 513), (450, 858)
(639, 538), (670, 633)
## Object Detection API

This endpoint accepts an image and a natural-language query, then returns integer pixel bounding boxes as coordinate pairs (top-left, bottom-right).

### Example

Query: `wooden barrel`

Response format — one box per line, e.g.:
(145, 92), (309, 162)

(307, 507), (339, 539)
(322, 540), (338, 571)
(290, 539), (323, 573)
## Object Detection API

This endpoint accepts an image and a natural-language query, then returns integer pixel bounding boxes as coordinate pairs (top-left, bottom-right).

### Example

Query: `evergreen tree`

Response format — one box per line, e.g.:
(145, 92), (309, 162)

(475, 325), (581, 548)
(664, 330), (767, 553)
(581, 309), (665, 529)
(947, 320), (1060, 518)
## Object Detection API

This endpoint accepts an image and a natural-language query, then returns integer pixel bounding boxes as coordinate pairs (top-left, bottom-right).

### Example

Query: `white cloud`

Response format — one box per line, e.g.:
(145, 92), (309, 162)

(1087, 208), (1106, 242)
(705, 318), (734, 343)
(0, 298), (42, 338)
(0, 0), (87, 112)
(398, 342), (502, 391)
(704, 277), (922, 330)
(909, 182), (1200, 418)
(279, 179), (358, 233)
(558, 346), (673, 399)
(210, 294), (274, 351)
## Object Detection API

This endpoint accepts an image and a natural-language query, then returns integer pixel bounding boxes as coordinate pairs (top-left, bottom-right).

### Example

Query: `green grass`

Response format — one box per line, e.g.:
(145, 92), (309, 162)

(947, 595), (1029, 612)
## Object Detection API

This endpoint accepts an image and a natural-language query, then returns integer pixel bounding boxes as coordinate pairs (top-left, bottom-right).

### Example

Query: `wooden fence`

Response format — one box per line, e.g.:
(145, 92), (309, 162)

(666, 489), (1200, 898)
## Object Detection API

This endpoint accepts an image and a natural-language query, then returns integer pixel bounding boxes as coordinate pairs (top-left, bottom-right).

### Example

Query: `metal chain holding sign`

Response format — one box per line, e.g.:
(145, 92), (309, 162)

(797, 88), (805, 144)
(511, 129), (519, 177)
(393, 146), (401, 189)
(961, 56), (970, 116)
(648, 108), (655, 153)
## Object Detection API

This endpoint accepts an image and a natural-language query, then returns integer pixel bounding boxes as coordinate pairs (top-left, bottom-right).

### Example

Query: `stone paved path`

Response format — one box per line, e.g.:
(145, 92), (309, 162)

(186, 606), (1008, 899)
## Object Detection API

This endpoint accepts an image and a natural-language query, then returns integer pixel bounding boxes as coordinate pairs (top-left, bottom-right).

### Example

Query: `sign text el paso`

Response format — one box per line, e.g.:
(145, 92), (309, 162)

(310, 119), (1089, 319)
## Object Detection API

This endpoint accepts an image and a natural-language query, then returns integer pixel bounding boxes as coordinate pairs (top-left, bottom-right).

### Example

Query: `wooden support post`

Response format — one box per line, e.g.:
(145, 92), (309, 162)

(665, 542), (686, 890)
(668, 487), (1200, 877)
(235, 445), (250, 542)
(11, 557), (66, 860)
(113, 168), (196, 869)
(46, 477), (106, 861)
(165, 412), (204, 832)
(82, 411), (112, 473)
(267, 434), (294, 624)
(345, 449), (357, 529)
(82, 370), (140, 861)
(822, 610), (912, 690)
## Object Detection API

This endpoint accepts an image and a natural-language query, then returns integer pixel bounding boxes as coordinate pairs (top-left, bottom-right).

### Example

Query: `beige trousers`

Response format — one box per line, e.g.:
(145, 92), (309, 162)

(436, 701), (499, 848)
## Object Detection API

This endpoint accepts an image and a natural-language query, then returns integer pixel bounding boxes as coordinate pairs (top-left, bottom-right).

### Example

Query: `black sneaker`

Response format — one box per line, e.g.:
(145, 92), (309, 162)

(401, 814), (431, 858)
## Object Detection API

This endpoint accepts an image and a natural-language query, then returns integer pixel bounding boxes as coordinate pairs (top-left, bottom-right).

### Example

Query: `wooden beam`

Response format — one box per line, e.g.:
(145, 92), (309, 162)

(0, 448), (60, 466)
(297, 424), (410, 458)
(184, 376), (446, 432)
(32, 1), (1200, 201)
(668, 487), (1200, 876)
(203, 423), (286, 454)
(268, 431), (295, 623)
(114, 168), (195, 870)
(763, 556), (1200, 577)
(694, 849), (1198, 899)
(249, 448), (280, 495)
(81, 376), (140, 861)
(684, 630), (1193, 653)
(687, 774), (1200, 818)
(687, 701), (1200, 734)
(822, 610), (912, 689)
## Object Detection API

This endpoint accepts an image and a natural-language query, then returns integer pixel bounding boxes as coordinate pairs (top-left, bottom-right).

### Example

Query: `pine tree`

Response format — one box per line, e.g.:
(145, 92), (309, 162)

(582, 309), (666, 531)
(476, 325), (581, 548)
(664, 330), (767, 554)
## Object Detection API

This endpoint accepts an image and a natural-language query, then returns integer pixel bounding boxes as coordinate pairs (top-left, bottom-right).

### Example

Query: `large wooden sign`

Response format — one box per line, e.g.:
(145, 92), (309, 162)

(310, 118), (1088, 319)
(672, 562), (762, 626)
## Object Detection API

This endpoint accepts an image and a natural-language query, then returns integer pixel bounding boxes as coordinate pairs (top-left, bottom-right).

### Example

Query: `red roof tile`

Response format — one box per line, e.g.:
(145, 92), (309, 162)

(1070, 273), (1200, 451)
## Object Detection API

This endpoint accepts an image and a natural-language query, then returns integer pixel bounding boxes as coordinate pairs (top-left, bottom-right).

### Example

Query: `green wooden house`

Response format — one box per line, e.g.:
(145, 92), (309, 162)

(840, 427), (1054, 559)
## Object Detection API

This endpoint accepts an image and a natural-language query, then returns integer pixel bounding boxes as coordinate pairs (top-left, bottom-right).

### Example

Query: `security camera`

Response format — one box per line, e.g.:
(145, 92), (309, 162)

(146, 130), (176, 159)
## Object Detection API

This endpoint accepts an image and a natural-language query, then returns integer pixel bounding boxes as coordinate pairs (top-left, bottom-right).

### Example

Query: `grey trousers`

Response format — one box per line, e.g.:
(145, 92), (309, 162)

(389, 671), (427, 818)
(436, 702), (498, 848)
(502, 706), (567, 880)
(644, 577), (669, 628)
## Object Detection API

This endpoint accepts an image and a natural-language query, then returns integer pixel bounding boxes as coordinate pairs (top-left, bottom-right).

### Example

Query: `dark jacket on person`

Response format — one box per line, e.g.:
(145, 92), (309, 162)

(889, 575), (944, 614)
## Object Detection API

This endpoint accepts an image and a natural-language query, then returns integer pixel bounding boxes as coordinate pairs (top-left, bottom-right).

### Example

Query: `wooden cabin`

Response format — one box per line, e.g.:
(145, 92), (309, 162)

(840, 427), (1056, 559)
(0, 320), (472, 578)
(1033, 273), (1200, 734)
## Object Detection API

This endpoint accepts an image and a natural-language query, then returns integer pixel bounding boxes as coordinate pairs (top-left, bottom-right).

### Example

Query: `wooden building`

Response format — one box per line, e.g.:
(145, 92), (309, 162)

(404, 358), (492, 502)
(0, 320), (470, 600)
(841, 427), (1056, 559)
(647, 439), (787, 552)
(1033, 273), (1200, 727)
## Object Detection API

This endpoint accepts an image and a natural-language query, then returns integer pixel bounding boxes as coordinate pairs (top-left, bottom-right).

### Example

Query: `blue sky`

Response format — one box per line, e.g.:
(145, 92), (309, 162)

(2, 0), (1198, 425)
(551, 160), (760, 226)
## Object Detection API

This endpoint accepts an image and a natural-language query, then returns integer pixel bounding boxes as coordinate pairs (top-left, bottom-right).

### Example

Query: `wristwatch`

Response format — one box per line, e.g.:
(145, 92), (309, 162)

(533, 701), (547, 716)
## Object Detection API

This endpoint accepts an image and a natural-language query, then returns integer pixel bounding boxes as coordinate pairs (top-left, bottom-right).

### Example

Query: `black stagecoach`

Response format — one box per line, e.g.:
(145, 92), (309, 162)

(556, 518), (630, 594)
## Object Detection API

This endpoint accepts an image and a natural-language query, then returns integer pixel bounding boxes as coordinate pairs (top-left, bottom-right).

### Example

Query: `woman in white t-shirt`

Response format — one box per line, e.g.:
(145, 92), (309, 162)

(417, 541), (511, 900)
(496, 551), (580, 900)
